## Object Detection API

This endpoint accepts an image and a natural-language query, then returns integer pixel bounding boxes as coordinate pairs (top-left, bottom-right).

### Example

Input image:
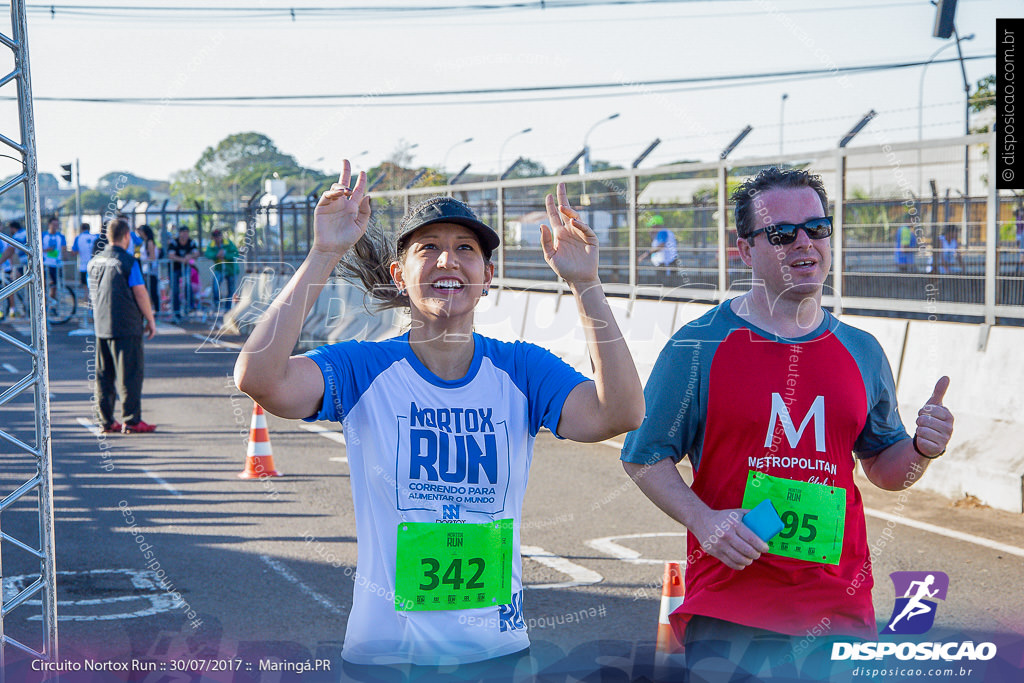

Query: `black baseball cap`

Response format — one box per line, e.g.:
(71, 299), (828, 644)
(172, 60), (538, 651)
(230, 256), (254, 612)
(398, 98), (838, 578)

(396, 197), (500, 259)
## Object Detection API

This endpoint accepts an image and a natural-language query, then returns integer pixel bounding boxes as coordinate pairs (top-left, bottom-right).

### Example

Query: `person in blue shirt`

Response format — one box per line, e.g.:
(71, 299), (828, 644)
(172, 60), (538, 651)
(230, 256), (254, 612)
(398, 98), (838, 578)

(42, 216), (68, 304)
(638, 214), (679, 268)
(894, 221), (917, 273)
(0, 220), (27, 318)
(234, 159), (644, 673)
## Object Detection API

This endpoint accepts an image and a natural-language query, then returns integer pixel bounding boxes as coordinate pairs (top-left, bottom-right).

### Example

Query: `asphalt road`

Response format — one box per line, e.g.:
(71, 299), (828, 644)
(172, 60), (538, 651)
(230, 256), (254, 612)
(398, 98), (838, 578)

(1, 317), (1023, 681)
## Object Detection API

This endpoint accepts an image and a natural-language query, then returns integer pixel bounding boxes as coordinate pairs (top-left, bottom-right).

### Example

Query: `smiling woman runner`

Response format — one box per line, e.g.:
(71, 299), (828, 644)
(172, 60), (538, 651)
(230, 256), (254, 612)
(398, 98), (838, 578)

(234, 160), (643, 672)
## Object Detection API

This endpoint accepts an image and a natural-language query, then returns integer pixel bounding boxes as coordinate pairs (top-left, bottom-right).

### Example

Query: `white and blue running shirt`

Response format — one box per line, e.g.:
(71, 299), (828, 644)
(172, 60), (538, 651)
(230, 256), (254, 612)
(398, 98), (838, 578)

(303, 332), (588, 666)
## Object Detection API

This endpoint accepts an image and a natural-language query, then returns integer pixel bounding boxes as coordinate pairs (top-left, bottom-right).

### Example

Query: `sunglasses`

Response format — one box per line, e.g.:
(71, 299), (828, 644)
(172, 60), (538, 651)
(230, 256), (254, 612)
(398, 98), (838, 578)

(746, 216), (833, 246)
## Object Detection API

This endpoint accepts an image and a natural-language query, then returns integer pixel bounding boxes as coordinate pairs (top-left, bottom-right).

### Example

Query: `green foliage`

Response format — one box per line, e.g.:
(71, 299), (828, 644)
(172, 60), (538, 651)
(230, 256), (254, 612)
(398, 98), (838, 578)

(590, 160), (623, 172)
(171, 132), (308, 209)
(969, 74), (995, 134)
(970, 75), (995, 114)
(506, 157), (548, 179)
(64, 189), (112, 213)
(118, 185), (151, 202)
(98, 172), (168, 193)
(844, 187), (891, 242)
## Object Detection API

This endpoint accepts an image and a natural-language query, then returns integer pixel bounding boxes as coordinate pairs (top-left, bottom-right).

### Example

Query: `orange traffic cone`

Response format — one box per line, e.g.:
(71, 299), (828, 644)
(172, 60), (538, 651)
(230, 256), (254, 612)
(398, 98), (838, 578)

(239, 403), (281, 479)
(655, 561), (686, 655)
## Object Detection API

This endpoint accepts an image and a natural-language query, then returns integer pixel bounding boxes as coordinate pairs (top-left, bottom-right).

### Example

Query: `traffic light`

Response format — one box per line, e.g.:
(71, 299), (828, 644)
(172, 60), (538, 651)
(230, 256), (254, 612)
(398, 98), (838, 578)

(61, 163), (73, 183)
(932, 0), (958, 39)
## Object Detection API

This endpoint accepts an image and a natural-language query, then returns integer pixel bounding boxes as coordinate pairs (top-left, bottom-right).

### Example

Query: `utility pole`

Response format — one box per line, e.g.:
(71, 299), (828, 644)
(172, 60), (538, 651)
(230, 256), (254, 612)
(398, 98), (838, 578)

(74, 158), (81, 227)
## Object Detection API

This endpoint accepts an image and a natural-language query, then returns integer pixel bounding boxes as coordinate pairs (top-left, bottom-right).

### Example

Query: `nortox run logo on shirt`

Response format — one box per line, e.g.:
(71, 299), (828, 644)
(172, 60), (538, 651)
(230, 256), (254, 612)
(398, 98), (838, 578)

(396, 402), (511, 516)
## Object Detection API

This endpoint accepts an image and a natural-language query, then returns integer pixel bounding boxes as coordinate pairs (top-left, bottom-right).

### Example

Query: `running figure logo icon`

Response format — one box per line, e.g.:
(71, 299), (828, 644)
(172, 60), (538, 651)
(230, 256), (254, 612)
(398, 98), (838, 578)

(881, 571), (949, 635)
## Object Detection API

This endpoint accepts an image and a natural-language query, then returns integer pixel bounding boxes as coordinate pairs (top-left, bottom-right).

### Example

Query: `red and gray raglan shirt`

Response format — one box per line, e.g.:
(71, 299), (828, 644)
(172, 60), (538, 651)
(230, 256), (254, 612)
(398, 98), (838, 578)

(621, 300), (909, 639)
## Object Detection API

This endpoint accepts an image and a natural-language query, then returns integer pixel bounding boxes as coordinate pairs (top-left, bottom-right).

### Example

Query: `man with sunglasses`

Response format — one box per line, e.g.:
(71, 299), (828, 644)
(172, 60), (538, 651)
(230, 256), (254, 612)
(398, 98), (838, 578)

(622, 168), (954, 681)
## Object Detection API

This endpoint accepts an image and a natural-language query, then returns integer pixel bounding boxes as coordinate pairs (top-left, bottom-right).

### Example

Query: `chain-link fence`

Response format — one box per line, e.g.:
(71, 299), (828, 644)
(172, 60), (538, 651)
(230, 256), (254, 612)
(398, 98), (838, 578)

(59, 131), (1018, 326)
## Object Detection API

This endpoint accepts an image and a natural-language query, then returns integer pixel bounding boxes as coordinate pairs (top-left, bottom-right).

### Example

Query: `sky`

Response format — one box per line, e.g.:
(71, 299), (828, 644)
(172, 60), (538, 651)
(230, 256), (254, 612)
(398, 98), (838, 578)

(0, 0), (1013, 189)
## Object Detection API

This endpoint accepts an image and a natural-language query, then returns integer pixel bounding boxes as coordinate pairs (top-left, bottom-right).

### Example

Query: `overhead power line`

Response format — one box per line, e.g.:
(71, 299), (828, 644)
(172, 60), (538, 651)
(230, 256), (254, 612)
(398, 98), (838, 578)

(5, 0), (936, 21)
(4, 55), (993, 108)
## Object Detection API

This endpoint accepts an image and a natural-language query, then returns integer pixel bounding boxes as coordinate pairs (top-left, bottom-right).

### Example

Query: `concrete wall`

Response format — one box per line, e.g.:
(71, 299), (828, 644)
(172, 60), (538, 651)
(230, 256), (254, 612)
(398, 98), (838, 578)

(223, 279), (1024, 513)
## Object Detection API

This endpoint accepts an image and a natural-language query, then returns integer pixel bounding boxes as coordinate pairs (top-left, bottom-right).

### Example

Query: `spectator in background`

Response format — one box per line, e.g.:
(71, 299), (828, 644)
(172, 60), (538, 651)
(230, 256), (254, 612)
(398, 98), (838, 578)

(166, 225), (198, 322)
(89, 216), (157, 434)
(0, 221), (26, 318)
(1015, 203), (1024, 274)
(72, 223), (97, 301)
(136, 225), (159, 313)
(204, 228), (239, 315)
(939, 225), (964, 275)
(638, 214), (679, 269)
(42, 216), (67, 304)
(894, 221), (917, 273)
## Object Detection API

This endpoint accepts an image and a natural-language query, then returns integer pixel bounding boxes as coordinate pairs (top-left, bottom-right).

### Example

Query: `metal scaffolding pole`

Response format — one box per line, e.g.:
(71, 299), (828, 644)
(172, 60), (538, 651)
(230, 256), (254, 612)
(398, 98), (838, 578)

(0, 0), (59, 674)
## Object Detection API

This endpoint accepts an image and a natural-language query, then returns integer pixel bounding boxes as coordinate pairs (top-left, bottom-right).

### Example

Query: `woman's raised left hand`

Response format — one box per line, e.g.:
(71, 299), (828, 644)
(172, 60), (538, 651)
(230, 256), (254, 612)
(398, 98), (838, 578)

(540, 182), (600, 286)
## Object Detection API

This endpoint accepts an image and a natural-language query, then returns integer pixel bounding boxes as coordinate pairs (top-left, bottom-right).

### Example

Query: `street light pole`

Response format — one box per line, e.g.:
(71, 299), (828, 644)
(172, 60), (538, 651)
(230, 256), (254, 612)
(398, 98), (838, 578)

(301, 156), (325, 197)
(779, 94), (788, 156)
(497, 128), (532, 180)
(916, 33), (974, 196)
(443, 137), (473, 177)
(579, 113), (619, 227)
(580, 113), (620, 176)
(952, 25), (971, 207)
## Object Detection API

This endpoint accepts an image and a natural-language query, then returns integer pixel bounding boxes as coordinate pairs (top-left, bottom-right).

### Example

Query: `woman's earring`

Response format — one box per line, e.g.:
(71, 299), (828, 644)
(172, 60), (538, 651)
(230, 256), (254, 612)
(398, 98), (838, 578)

(398, 287), (407, 296)
(481, 288), (489, 297)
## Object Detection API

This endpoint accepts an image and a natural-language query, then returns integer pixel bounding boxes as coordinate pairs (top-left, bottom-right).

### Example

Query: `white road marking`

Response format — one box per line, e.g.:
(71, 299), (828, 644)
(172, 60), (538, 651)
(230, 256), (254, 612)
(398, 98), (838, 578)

(259, 555), (346, 615)
(143, 469), (184, 498)
(586, 533), (687, 565)
(300, 423), (346, 444)
(864, 508), (1024, 559)
(521, 545), (603, 589)
(299, 423), (348, 462)
(77, 416), (102, 436)
(3, 568), (180, 621)
(191, 333), (242, 349)
(2, 362), (17, 373)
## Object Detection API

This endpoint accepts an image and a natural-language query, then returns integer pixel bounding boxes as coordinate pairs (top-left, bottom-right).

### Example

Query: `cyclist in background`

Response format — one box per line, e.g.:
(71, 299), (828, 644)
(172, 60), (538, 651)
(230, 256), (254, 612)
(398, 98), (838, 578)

(0, 220), (27, 319)
(42, 216), (67, 306)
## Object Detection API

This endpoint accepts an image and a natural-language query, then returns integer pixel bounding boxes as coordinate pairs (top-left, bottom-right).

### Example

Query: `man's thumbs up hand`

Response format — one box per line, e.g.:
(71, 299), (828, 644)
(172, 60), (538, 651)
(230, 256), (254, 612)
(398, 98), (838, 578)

(915, 376), (954, 458)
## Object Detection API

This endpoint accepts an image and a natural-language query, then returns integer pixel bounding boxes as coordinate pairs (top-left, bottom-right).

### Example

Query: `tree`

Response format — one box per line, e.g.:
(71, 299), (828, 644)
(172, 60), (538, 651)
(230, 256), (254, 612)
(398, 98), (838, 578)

(969, 74), (995, 133)
(364, 140), (445, 191)
(98, 172), (168, 193)
(63, 189), (111, 213)
(389, 138), (418, 169)
(171, 132), (305, 209)
(590, 160), (624, 173)
(505, 157), (548, 179)
(119, 185), (151, 203)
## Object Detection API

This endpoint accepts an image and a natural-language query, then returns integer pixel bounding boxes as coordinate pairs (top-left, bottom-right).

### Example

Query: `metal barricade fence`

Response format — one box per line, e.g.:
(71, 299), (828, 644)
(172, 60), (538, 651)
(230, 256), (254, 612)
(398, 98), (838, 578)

(63, 131), (1019, 327)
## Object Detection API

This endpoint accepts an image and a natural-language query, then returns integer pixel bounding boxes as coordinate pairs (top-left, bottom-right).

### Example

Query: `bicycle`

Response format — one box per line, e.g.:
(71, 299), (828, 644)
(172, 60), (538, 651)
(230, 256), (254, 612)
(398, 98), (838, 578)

(44, 264), (76, 325)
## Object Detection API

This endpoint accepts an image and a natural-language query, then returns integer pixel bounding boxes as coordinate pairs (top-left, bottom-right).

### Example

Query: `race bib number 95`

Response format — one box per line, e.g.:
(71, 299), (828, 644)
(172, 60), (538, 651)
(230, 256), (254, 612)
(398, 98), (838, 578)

(395, 520), (513, 611)
(742, 470), (846, 565)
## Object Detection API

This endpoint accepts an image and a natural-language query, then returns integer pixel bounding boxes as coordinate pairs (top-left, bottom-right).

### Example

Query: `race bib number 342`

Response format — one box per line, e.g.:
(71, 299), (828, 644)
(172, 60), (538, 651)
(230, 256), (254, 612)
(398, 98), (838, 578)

(741, 470), (846, 565)
(395, 520), (513, 611)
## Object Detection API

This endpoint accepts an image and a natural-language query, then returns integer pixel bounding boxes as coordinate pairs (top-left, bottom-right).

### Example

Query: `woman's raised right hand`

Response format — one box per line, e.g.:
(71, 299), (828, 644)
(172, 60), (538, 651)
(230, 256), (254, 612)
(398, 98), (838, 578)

(312, 159), (371, 257)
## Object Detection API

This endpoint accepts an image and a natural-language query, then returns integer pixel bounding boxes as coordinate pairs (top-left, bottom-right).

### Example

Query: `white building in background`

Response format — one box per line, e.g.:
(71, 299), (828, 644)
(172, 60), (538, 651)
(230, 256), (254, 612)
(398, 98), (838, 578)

(506, 209), (613, 247)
